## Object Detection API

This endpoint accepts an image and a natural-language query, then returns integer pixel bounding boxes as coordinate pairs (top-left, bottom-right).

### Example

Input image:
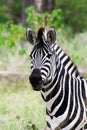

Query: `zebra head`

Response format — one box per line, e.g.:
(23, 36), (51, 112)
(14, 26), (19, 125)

(26, 27), (56, 91)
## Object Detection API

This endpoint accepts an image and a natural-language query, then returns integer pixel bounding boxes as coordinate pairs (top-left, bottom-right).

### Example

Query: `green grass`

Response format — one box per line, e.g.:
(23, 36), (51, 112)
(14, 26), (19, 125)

(0, 81), (46, 130)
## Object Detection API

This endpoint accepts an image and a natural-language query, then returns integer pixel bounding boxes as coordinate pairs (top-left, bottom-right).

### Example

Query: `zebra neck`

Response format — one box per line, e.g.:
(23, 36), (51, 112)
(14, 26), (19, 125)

(52, 43), (80, 77)
(41, 65), (61, 102)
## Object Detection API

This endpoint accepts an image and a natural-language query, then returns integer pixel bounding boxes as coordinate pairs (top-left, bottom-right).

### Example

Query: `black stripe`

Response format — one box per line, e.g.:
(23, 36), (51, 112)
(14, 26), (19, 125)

(41, 67), (49, 74)
(60, 53), (66, 61)
(71, 66), (79, 76)
(54, 73), (69, 117)
(63, 57), (70, 66)
(45, 67), (64, 102)
(67, 62), (74, 71)
(82, 79), (86, 100)
(47, 121), (51, 129)
(55, 45), (60, 52)
(41, 92), (45, 101)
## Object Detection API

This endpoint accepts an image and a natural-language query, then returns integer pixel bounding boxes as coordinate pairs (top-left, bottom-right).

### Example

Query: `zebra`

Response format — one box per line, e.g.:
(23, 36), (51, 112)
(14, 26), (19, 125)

(26, 27), (87, 130)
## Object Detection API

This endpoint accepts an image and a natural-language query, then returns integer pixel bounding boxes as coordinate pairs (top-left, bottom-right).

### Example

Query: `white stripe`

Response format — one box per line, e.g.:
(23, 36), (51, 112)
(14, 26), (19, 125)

(61, 55), (68, 64)
(58, 51), (64, 59)
(65, 61), (72, 70)
(70, 78), (75, 118)
(69, 65), (75, 75)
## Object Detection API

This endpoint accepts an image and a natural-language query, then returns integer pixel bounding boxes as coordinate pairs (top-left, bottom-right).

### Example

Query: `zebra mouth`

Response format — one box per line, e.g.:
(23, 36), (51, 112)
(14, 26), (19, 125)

(30, 81), (43, 91)
(33, 85), (42, 91)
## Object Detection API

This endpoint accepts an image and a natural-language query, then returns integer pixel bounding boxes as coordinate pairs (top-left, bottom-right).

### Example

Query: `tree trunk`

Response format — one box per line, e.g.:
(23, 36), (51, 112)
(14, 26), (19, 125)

(22, 0), (34, 26)
(46, 0), (55, 12)
(34, 0), (55, 13)
(34, 0), (43, 12)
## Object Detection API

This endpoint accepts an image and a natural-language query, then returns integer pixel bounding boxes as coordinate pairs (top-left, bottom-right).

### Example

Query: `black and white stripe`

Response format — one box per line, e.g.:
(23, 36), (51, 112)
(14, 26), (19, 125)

(26, 27), (87, 130)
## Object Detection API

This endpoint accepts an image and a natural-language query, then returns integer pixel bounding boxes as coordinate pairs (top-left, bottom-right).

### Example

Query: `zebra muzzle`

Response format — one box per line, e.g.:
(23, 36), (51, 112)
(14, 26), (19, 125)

(29, 69), (43, 91)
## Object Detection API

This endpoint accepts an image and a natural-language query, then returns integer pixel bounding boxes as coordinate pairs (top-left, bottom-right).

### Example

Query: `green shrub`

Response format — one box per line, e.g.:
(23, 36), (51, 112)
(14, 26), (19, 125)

(0, 22), (26, 50)
(0, 22), (28, 70)
(26, 6), (64, 30)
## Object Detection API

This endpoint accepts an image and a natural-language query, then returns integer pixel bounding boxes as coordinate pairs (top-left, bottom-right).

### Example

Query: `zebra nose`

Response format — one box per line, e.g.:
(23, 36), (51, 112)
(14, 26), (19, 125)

(29, 69), (43, 91)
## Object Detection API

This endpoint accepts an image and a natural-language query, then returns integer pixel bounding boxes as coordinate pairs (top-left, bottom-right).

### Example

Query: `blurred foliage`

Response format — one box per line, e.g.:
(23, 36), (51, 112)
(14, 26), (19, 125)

(0, 0), (87, 33)
(10, 0), (22, 23)
(0, 0), (21, 23)
(55, 0), (87, 32)
(0, 5), (10, 22)
(0, 21), (27, 67)
(0, 21), (25, 51)
(0, 21), (30, 71)
(26, 6), (64, 30)
(48, 8), (64, 29)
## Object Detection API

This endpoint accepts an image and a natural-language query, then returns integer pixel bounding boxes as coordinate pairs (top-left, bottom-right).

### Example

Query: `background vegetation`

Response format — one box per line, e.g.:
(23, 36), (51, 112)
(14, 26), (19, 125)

(0, 0), (87, 129)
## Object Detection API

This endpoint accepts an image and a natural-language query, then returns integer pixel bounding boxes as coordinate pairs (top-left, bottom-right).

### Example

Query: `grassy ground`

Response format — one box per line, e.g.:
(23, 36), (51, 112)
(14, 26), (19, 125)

(0, 80), (46, 130)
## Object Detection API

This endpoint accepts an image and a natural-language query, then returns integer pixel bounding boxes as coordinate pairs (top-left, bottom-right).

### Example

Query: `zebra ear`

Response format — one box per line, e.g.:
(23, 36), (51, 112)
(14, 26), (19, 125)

(26, 28), (36, 45)
(47, 28), (56, 45)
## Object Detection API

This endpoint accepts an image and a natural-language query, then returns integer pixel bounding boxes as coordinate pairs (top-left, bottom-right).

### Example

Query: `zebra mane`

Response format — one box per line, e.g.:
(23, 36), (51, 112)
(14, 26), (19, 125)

(53, 43), (80, 77)
(37, 27), (45, 42)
